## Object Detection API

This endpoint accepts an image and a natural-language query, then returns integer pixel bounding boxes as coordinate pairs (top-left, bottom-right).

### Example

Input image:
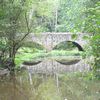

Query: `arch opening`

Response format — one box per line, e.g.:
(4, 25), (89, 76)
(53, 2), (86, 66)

(53, 41), (84, 65)
(53, 41), (83, 51)
(16, 42), (46, 66)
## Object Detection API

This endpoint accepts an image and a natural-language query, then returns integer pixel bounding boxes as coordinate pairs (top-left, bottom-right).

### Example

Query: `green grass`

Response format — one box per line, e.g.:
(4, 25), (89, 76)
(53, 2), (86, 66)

(47, 50), (83, 56)
(15, 47), (85, 67)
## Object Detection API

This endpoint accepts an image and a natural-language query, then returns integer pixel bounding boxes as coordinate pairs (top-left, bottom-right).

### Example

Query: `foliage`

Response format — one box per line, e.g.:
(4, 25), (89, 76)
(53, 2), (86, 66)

(15, 39), (85, 68)
(0, 0), (34, 70)
(0, 0), (99, 77)
(15, 46), (84, 68)
(22, 42), (45, 50)
(84, 0), (100, 33)
(53, 41), (78, 50)
(48, 50), (82, 57)
(84, 1), (100, 76)
(90, 34), (100, 78)
(15, 47), (45, 67)
(30, 0), (59, 32)
(0, 0), (56, 70)
(56, 0), (87, 32)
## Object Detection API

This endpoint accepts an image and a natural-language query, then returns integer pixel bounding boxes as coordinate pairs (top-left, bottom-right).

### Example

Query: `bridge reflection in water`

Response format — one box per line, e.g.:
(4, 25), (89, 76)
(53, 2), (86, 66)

(21, 57), (90, 85)
(21, 58), (90, 74)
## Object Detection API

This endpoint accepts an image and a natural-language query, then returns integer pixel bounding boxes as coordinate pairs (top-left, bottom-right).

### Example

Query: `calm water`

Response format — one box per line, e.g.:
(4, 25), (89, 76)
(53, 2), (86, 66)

(0, 71), (100, 100)
(0, 54), (99, 100)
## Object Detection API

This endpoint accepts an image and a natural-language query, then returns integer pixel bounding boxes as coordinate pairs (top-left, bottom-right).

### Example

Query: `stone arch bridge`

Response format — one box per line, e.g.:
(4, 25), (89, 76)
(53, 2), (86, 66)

(22, 32), (90, 74)
(27, 32), (88, 50)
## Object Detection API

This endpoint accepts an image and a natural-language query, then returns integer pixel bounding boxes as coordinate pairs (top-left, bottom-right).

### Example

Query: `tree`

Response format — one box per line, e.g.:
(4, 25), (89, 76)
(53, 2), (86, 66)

(84, 0), (100, 77)
(31, 0), (60, 32)
(0, 0), (33, 71)
(0, 0), (59, 72)
(56, 0), (87, 32)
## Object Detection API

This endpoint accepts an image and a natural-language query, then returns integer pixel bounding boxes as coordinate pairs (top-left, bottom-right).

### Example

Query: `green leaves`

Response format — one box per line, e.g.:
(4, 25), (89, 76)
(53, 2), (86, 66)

(85, 1), (100, 33)
(57, 0), (87, 32)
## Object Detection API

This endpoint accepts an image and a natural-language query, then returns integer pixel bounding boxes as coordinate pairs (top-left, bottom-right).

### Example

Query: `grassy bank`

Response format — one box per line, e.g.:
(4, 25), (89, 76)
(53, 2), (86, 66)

(15, 47), (84, 67)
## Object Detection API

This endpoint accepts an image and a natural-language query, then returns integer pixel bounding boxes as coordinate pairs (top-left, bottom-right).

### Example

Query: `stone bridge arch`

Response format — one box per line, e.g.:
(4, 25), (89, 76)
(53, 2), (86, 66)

(27, 32), (88, 51)
(53, 41), (84, 51)
(22, 32), (90, 73)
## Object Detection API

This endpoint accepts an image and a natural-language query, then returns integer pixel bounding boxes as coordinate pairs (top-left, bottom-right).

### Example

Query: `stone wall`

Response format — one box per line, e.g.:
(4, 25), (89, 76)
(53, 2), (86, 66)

(27, 32), (88, 50)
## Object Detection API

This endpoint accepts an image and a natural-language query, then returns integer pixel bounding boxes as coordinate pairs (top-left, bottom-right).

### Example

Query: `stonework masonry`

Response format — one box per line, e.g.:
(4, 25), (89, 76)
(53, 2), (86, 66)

(27, 32), (88, 50)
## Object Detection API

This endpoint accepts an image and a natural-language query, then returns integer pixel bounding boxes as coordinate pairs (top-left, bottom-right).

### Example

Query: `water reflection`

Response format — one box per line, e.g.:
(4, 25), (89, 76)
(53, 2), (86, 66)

(0, 72), (100, 100)
(0, 72), (60, 100)
(56, 56), (81, 65)
(21, 58), (90, 74)
(0, 76), (28, 100)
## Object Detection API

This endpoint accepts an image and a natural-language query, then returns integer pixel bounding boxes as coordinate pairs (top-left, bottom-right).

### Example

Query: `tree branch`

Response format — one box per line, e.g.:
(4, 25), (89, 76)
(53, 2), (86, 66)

(19, 12), (31, 43)
(15, 12), (31, 49)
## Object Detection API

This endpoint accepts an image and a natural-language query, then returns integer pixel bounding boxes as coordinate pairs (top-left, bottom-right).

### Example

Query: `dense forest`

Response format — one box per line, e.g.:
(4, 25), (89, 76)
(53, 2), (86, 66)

(0, 0), (99, 76)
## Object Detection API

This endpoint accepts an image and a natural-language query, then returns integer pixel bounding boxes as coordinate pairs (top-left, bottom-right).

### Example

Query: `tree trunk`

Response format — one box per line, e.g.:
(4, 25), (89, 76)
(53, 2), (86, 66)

(8, 46), (16, 73)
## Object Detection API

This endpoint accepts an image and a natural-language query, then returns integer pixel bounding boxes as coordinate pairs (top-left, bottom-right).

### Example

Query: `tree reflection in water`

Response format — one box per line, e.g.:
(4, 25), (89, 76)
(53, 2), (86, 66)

(0, 71), (100, 100)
